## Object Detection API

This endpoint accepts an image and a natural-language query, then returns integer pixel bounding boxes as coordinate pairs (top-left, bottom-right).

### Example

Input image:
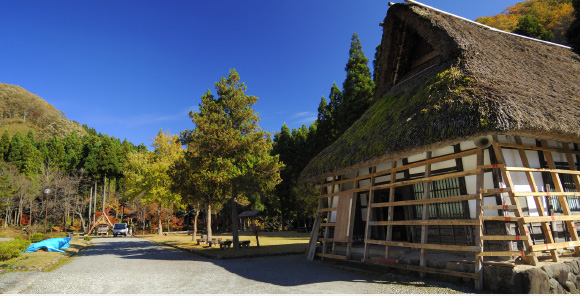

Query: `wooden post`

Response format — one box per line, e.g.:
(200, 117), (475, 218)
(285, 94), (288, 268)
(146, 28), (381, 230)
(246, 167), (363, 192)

(420, 152), (432, 278)
(385, 161), (398, 258)
(475, 149), (485, 291)
(363, 166), (377, 262)
(541, 140), (580, 255)
(492, 136), (538, 265)
(515, 137), (559, 262)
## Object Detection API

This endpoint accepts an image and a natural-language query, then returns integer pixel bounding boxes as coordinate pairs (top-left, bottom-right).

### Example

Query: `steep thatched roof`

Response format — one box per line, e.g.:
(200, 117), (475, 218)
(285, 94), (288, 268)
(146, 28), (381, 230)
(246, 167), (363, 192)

(300, 1), (580, 182)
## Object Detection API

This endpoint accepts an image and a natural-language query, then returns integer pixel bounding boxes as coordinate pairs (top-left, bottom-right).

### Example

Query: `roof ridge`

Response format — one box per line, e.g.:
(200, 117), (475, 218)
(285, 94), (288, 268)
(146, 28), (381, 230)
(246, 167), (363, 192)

(404, 0), (572, 50)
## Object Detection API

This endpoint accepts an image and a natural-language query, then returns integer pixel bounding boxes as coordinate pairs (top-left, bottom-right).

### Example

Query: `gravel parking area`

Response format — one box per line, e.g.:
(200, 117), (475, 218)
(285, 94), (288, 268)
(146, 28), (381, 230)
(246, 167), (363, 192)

(0, 237), (475, 294)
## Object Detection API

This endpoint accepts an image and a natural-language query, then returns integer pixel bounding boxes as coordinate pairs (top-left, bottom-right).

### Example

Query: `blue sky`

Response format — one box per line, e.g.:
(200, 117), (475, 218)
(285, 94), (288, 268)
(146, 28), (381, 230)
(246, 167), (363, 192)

(0, 0), (520, 147)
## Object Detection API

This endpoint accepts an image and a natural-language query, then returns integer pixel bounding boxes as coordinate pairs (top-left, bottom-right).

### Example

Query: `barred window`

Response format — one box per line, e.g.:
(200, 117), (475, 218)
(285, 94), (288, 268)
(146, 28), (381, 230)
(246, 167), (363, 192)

(412, 178), (463, 219)
(544, 173), (580, 212)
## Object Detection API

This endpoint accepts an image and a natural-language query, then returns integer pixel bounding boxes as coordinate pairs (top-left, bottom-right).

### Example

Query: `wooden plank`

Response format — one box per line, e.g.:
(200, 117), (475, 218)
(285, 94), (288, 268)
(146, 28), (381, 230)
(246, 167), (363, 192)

(306, 215), (321, 261)
(450, 259), (516, 268)
(480, 188), (512, 195)
(541, 140), (580, 255)
(320, 222), (336, 227)
(362, 166), (377, 262)
(346, 193), (357, 259)
(505, 166), (580, 175)
(475, 149), (485, 291)
(372, 169), (482, 191)
(374, 149), (479, 176)
(385, 161), (398, 259)
(317, 207), (337, 213)
(420, 151), (433, 278)
(369, 219), (479, 226)
(529, 241), (580, 252)
(513, 191), (580, 197)
(521, 215), (580, 224)
(315, 253), (348, 260)
(563, 142), (580, 257)
(482, 235), (529, 241)
(498, 142), (580, 156)
(371, 194), (480, 208)
(366, 239), (481, 252)
(334, 193), (352, 243)
(492, 137), (539, 265)
(478, 251), (529, 257)
(483, 205), (518, 210)
(481, 216), (522, 222)
(368, 257), (480, 279)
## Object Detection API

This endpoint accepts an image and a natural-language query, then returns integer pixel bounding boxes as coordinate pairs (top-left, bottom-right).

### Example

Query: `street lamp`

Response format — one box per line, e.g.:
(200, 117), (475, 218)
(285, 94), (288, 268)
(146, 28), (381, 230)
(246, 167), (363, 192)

(44, 188), (51, 233)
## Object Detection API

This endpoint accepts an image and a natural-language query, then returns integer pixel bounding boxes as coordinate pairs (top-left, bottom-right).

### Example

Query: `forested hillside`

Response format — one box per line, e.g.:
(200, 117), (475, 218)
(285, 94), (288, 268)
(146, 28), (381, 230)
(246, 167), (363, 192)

(0, 83), (87, 139)
(475, 0), (575, 44)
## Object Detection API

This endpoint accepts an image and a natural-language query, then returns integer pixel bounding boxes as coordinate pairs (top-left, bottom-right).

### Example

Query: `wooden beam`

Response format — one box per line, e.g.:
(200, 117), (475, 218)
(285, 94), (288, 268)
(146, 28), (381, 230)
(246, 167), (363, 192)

(480, 188), (512, 195)
(477, 250), (530, 257)
(505, 166), (580, 176)
(450, 259), (516, 267)
(481, 216), (522, 222)
(362, 166), (377, 262)
(368, 257), (480, 279)
(385, 161), (398, 259)
(513, 191), (580, 197)
(315, 253), (348, 260)
(483, 205), (518, 210)
(492, 137), (539, 265)
(366, 239), (481, 252)
(372, 169), (482, 191)
(371, 194), (480, 208)
(498, 142), (580, 156)
(369, 219), (479, 226)
(482, 235), (529, 241)
(475, 149), (485, 291)
(521, 215), (580, 224)
(541, 140), (580, 255)
(420, 151), (432, 278)
(317, 208), (337, 213)
(320, 222), (336, 227)
(529, 241), (580, 252)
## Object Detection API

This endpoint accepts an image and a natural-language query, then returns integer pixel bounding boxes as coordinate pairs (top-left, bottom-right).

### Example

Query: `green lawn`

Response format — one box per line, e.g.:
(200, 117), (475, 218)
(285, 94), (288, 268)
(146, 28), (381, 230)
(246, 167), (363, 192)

(145, 231), (310, 258)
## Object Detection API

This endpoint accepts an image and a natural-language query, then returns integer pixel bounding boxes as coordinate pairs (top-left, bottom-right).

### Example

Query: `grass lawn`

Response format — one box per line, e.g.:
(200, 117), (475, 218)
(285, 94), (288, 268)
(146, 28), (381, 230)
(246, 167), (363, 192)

(0, 239), (90, 272)
(145, 231), (310, 258)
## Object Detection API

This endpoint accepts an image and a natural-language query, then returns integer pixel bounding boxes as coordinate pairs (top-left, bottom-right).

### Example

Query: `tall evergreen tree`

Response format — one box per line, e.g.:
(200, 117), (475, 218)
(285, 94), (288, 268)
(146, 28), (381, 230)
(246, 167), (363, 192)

(339, 33), (375, 135)
(0, 131), (10, 161)
(567, 0), (580, 54)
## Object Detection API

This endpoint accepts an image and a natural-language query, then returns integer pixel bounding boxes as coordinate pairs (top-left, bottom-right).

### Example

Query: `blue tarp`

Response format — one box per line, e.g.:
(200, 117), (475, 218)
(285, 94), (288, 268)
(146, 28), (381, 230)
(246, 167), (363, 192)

(23, 237), (71, 253)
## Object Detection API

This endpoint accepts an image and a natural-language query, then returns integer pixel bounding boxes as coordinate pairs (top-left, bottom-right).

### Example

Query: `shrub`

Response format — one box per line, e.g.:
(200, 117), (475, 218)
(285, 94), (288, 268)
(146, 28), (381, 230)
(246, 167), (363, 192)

(0, 238), (31, 261)
(29, 232), (47, 243)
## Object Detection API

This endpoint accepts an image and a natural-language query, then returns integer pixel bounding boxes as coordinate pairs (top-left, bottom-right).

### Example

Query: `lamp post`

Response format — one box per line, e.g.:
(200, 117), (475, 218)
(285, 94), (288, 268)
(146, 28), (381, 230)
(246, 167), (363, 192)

(44, 188), (51, 233)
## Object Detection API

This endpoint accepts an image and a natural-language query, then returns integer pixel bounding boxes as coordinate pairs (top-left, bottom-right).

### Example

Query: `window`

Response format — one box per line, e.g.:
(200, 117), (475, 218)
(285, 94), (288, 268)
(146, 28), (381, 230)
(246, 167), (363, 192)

(543, 173), (580, 212)
(412, 178), (464, 218)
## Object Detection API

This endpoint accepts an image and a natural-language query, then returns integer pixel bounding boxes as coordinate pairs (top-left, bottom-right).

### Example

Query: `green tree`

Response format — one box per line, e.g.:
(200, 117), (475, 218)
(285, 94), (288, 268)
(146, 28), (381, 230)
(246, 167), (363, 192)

(513, 15), (555, 41)
(567, 0), (580, 53)
(124, 130), (182, 235)
(181, 69), (282, 248)
(0, 131), (10, 161)
(339, 33), (375, 135)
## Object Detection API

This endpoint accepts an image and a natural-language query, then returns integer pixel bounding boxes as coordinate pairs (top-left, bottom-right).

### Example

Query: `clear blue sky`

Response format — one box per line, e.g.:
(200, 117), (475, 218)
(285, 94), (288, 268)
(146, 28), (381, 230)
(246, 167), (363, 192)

(0, 0), (519, 147)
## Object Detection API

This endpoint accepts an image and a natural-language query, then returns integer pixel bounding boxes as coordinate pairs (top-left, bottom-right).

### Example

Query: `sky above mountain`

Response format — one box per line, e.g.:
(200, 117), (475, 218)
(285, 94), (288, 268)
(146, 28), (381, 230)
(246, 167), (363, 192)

(0, 0), (519, 147)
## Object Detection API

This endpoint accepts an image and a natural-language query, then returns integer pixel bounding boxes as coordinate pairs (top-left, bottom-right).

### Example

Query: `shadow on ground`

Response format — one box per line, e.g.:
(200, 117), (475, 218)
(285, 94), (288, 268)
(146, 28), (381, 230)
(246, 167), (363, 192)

(74, 238), (475, 293)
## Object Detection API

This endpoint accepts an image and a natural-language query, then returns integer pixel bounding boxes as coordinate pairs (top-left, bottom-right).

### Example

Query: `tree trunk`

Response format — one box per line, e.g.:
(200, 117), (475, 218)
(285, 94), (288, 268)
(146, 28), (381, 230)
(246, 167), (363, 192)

(88, 187), (92, 228)
(192, 206), (199, 241)
(206, 204), (212, 241)
(93, 181), (97, 226)
(102, 175), (106, 218)
(231, 195), (240, 250)
(18, 197), (23, 226)
(75, 212), (86, 233)
(157, 208), (163, 236)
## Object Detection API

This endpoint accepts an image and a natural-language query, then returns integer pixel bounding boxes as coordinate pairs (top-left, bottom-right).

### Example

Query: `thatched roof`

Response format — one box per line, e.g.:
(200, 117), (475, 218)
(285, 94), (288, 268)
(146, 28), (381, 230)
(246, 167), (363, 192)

(300, 1), (580, 182)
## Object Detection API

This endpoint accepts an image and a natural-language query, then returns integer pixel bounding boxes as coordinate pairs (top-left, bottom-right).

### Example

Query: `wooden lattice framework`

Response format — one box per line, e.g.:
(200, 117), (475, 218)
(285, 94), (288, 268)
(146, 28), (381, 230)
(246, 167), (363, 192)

(306, 135), (580, 290)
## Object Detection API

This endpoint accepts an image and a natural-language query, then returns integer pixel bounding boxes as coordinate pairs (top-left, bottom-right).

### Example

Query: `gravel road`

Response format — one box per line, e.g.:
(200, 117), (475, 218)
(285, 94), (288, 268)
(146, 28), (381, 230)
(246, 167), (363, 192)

(0, 237), (475, 294)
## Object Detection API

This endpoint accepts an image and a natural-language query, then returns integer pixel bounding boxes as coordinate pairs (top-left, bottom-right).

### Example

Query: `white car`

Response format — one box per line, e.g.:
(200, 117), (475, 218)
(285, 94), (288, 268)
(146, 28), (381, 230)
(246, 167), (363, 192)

(112, 223), (129, 237)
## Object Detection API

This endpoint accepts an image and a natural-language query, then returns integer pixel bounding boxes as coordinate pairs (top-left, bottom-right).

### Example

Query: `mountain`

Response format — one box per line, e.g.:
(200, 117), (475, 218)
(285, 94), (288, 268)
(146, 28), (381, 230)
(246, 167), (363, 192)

(0, 82), (87, 139)
(475, 0), (574, 45)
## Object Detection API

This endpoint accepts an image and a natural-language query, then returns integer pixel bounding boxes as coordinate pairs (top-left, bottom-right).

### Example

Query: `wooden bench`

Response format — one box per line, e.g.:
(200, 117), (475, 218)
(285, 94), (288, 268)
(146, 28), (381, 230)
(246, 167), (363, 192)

(240, 240), (250, 248)
(219, 241), (232, 249)
(196, 238), (207, 245)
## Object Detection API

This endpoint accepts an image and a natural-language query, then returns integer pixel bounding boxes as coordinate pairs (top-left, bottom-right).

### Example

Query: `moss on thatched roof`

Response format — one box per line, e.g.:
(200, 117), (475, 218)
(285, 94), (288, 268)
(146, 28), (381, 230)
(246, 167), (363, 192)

(300, 2), (580, 182)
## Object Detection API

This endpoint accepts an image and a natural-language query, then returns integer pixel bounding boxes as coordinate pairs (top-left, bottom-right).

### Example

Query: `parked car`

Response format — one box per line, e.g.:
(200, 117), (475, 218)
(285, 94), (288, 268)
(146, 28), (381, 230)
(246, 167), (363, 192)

(112, 223), (129, 237)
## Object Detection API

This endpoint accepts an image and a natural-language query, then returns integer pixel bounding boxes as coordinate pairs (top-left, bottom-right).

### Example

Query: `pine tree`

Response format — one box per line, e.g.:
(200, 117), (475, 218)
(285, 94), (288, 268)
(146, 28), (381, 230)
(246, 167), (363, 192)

(181, 69), (281, 247)
(567, 0), (580, 53)
(339, 33), (375, 135)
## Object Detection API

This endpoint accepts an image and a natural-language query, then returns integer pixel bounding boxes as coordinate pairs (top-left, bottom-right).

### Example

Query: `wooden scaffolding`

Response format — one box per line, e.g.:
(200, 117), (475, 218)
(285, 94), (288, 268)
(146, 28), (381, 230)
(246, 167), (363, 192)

(307, 135), (580, 290)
